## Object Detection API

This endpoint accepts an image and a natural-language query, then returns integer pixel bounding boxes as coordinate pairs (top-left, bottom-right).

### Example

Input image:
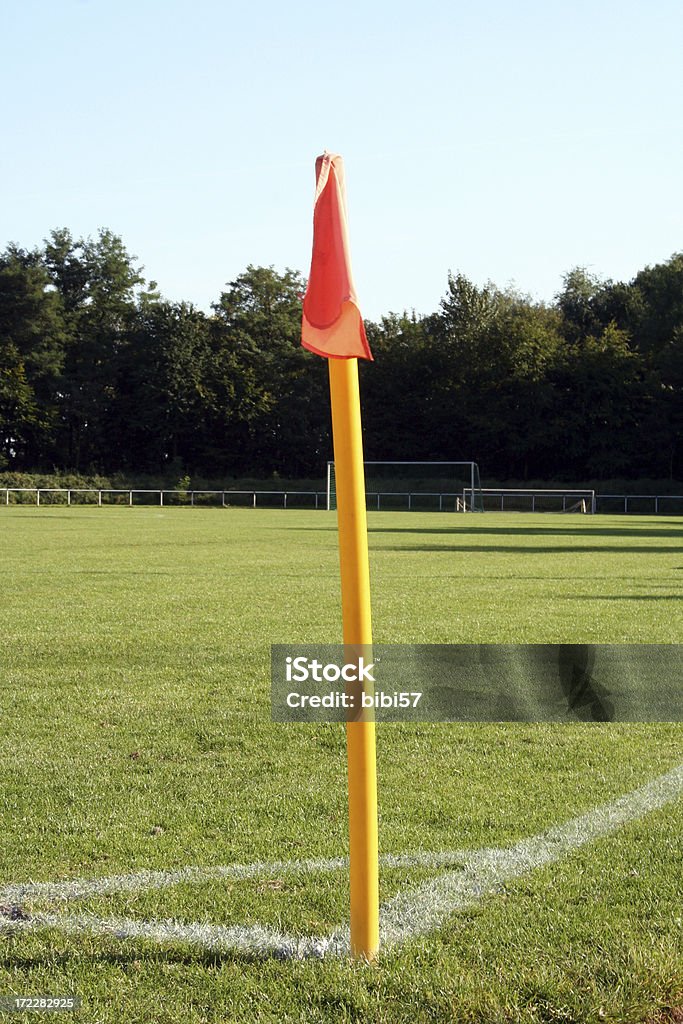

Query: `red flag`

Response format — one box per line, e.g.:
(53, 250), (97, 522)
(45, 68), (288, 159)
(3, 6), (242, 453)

(302, 153), (373, 360)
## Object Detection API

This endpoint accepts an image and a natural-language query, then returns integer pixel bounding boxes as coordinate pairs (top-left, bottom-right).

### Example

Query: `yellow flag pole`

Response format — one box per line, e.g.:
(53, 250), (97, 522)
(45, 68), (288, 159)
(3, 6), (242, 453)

(328, 356), (379, 960)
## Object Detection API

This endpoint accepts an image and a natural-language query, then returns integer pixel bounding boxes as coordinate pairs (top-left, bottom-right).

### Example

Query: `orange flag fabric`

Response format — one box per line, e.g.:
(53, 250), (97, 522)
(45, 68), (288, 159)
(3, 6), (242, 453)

(302, 153), (373, 360)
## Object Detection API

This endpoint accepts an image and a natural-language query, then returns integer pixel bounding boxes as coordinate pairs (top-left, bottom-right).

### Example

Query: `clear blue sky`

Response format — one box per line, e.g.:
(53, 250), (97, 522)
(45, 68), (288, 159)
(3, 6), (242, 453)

(3, 0), (682, 320)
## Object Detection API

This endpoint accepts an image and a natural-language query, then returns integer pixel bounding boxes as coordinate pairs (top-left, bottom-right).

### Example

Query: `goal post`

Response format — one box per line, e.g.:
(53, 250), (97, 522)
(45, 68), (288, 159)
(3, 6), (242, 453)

(468, 488), (596, 513)
(326, 461), (484, 512)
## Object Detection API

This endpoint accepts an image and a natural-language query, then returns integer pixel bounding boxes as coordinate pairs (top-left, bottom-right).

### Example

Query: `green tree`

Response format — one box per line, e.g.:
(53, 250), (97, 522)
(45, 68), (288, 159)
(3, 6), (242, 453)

(0, 340), (38, 468)
(546, 322), (648, 478)
(651, 324), (683, 478)
(556, 267), (604, 345)
(419, 274), (506, 466)
(0, 244), (66, 465)
(627, 253), (683, 354)
(44, 228), (158, 469)
(115, 302), (210, 473)
(415, 274), (563, 476)
(207, 266), (328, 476)
(362, 312), (430, 460)
(486, 296), (563, 478)
(43, 228), (89, 313)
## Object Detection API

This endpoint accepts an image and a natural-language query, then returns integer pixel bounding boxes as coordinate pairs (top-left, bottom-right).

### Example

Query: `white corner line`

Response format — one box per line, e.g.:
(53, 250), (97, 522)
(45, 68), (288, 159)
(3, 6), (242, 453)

(1, 763), (681, 959)
(379, 761), (683, 945)
(0, 851), (466, 908)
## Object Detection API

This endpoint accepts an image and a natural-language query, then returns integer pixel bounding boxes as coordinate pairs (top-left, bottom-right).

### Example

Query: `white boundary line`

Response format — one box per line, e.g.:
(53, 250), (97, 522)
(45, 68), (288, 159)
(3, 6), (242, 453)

(1, 764), (681, 959)
(0, 851), (466, 907)
(380, 761), (683, 945)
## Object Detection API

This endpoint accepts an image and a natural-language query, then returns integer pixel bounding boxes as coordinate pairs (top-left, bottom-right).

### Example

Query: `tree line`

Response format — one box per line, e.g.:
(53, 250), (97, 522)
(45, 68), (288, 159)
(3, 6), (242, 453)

(1, 227), (682, 483)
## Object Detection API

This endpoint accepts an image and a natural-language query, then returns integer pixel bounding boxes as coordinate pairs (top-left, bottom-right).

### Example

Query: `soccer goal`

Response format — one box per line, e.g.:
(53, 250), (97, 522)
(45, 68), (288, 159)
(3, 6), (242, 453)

(468, 488), (596, 513)
(326, 461), (484, 512)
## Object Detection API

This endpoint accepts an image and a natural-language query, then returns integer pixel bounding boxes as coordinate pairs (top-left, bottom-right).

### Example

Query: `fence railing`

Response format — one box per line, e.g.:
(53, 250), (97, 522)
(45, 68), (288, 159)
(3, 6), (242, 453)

(595, 494), (683, 515)
(470, 491), (683, 515)
(2, 487), (683, 515)
(1, 488), (326, 509)
(363, 492), (461, 512)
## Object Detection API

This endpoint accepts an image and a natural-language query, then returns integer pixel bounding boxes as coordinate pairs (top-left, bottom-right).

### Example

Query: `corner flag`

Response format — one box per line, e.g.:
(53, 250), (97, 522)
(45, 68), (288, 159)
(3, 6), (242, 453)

(302, 153), (379, 960)
(302, 153), (373, 361)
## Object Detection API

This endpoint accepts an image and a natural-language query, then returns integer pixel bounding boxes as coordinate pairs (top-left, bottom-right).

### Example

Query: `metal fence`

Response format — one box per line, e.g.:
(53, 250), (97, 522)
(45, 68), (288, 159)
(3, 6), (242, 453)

(2, 487), (683, 515)
(363, 492), (462, 512)
(1, 488), (326, 509)
(595, 494), (683, 515)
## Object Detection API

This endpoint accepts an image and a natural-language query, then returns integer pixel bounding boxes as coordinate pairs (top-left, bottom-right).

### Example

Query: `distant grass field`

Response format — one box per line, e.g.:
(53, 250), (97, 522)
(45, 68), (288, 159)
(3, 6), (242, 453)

(0, 508), (681, 1023)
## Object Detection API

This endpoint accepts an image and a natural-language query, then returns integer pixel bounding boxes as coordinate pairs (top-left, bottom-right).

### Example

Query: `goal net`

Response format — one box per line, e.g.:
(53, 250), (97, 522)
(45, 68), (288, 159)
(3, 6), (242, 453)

(326, 461), (484, 512)
(469, 488), (596, 513)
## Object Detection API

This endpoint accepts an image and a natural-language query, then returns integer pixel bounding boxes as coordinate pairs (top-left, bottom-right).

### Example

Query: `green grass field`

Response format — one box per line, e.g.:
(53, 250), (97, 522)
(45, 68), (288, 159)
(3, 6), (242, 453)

(1, 508), (681, 1023)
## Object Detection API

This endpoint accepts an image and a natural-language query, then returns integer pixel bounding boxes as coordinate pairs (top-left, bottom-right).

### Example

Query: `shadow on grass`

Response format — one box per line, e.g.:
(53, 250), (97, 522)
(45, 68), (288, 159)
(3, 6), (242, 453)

(376, 544), (683, 555)
(561, 594), (682, 601)
(281, 522), (683, 541)
(368, 524), (683, 539)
